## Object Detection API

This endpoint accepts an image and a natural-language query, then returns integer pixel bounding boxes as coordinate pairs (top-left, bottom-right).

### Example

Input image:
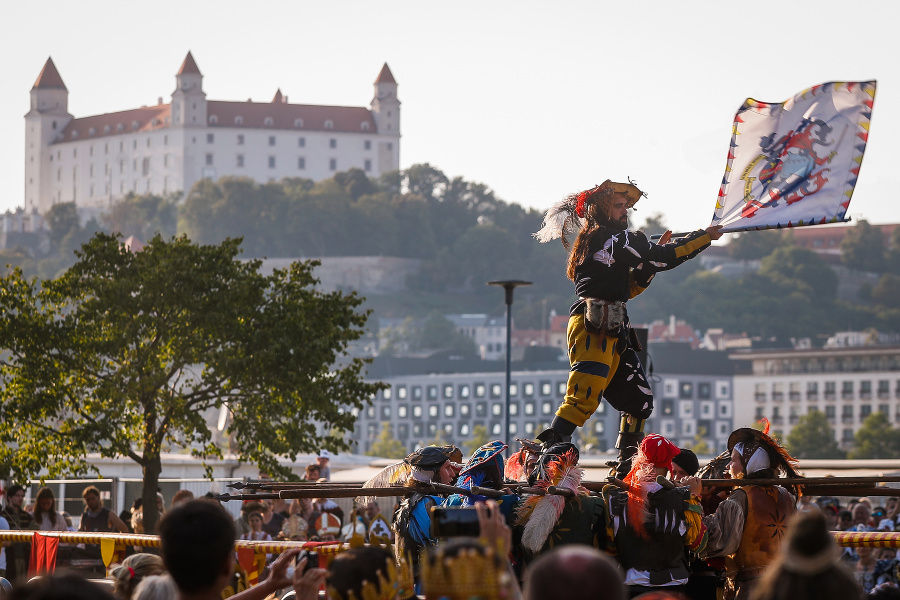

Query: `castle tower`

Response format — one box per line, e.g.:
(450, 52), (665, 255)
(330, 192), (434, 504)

(24, 57), (72, 213)
(370, 63), (400, 135)
(171, 51), (207, 127)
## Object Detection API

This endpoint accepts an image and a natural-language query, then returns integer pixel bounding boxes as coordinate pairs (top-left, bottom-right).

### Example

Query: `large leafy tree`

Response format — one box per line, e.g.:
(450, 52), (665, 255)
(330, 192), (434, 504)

(0, 233), (382, 534)
(786, 411), (845, 459)
(849, 412), (900, 459)
(842, 219), (887, 273)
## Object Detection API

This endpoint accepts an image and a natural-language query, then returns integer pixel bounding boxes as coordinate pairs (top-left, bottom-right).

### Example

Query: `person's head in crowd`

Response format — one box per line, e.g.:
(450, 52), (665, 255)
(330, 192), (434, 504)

(170, 489), (194, 509)
(82, 486), (103, 512)
(305, 464), (321, 481)
(5, 485), (26, 510)
(160, 500), (236, 596)
(326, 546), (399, 600)
(315, 512), (342, 542)
(838, 510), (853, 530)
(524, 545), (625, 600)
(111, 553), (166, 600)
(33, 487), (59, 523)
(822, 504), (840, 530)
(365, 501), (380, 522)
(240, 500), (263, 521)
(671, 448), (699, 482)
(873, 505), (887, 521)
(750, 511), (863, 600)
(422, 538), (516, 600)
(248, 511), (264, 534)
(281, 515), (309, 541)
(404, 446), (461, 486)
(9, 572), (117, 600)
(317, 450), (331, 469)
(132, 575), (178, 600)
(852, 502), (872, 528)
(155, 492), (165, 515)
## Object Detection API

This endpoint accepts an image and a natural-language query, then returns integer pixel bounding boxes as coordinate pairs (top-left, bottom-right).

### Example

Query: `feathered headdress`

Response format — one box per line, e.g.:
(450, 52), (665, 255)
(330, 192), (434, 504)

(622, 434), (680, 540)
(727, 421), (803, 497)
(514, 448), (586, 553)
(533, 179), (646, 247)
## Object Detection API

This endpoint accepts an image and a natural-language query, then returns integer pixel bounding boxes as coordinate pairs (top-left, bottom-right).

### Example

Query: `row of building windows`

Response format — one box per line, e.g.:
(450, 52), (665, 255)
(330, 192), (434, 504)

(662, 380), (730, 400)
(207, 115), (372, 132)
(379, 381), (566, 402)
(754, 403), (897, 424)
(753, 379), (900, 401)
(758, 355), (900, 375)
(657, 399), (731, 418)
(50, 136), (171, 161)
(365, 398), (577, 420)
(206, 154), (371, 172)
(208, 133), (375, 151)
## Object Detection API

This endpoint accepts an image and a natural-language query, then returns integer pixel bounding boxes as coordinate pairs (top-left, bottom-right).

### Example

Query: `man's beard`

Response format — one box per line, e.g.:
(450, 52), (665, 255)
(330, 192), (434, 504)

(614, 214), (629, 229)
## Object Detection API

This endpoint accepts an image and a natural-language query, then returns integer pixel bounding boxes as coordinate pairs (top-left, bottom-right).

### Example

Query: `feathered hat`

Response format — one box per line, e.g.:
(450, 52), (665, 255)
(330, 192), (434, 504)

(357, 444), (463, 505)
(727, 420), (802, 496)
(533, 179), (646, 247)
(514, 446), (587, 553)
(622, 434), (681, 540)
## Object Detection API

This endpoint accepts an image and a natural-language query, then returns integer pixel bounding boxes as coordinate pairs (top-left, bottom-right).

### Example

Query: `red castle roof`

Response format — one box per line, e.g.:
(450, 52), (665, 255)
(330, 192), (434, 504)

(33, 57), (67, 91)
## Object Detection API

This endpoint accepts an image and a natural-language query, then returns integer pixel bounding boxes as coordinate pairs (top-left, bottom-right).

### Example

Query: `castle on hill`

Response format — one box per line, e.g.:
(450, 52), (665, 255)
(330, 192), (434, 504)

(23, 52), (400, 216)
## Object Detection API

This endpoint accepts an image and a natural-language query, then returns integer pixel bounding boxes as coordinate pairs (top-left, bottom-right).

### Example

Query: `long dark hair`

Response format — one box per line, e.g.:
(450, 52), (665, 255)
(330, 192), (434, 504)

(566, 195), (615, 281)
(33, 487), (58, 527)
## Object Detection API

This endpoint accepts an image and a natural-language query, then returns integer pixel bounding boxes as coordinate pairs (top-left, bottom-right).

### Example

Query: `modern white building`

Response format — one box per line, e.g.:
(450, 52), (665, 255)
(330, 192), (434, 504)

(446, 314), (508, 360)
(731, 345), (900, 449)
(24, 53), (401, 216)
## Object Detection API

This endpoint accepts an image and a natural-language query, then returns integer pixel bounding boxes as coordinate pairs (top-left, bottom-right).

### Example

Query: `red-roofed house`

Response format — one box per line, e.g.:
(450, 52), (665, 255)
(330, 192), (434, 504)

(24, 53), (400, 216)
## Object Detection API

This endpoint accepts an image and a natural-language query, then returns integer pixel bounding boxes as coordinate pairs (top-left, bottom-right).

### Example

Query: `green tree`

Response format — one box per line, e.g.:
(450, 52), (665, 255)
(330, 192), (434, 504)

(759, 246), (838, 301)
(0, 233), (382, 535)
(463, 425), (490, 457)
(688, 427), (712, 455)
(638, 212), (668, 237)
(726, 230), (793, 260)
(849, 413), (900, 459)
(785, 411), (846, 459)
(366, 422), (407, 459)
(416, 311), (478, 357)
(44, 201), (82, 254)
(842, 220), (887, 273)
(104, 193), (178, 241)
(872, 274), (900, 309)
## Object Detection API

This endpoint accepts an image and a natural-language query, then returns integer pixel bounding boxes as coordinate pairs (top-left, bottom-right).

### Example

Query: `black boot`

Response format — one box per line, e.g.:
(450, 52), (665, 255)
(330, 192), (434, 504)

(610, 414), (646, 479)
(536, 416), (577, 449)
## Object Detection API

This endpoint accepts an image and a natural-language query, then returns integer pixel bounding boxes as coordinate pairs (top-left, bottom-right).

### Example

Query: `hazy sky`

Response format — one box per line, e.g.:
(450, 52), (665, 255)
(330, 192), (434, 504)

(3, 1), (898, 233)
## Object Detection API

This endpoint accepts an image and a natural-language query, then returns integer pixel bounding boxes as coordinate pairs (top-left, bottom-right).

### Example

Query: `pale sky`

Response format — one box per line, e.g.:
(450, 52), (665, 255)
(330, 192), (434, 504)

(3, 0), (898, 233)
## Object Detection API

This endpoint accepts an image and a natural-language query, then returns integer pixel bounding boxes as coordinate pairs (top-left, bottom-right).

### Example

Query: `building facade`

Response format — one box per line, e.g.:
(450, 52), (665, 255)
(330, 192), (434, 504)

(24, 53), (400, 216)
(732, 345), (900, 449)
(355, 344), (735, 455)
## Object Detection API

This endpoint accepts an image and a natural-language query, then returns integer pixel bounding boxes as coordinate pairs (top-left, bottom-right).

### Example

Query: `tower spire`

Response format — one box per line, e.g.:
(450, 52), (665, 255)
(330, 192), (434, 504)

(33, 57), (67, 90)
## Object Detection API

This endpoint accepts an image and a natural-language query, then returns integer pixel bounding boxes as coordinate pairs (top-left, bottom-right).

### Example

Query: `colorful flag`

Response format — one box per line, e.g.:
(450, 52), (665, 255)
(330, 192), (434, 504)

(712, 81), (875, 233)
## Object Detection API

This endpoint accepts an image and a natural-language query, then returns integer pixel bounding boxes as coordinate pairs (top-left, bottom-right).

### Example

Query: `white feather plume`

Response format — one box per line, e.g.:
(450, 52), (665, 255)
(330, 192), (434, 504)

(356, 461), (411, 505)
(533, 199), (582, 244)
(521, 494), (567, 553)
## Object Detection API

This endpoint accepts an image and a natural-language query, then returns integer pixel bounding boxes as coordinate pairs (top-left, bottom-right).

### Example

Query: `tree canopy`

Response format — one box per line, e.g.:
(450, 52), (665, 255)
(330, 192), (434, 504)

(849, 412), (900, 459)
(0, 233), (382, 534)
(785, 411), (846, 459)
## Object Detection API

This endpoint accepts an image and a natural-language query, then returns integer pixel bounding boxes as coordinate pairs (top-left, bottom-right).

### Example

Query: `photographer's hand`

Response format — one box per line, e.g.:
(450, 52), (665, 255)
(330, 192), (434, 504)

(476, 499), (511, 558)
(293, 556), (327, 600)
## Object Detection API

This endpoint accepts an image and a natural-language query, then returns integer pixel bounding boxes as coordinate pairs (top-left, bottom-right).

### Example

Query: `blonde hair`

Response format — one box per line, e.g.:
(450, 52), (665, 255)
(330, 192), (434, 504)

(132, 575), (177, 600)
(110, 553), (166, 600)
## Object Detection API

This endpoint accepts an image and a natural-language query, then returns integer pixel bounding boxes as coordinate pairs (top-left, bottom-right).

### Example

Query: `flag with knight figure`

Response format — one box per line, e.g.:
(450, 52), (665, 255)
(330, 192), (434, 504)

(711, 81), (876, 233)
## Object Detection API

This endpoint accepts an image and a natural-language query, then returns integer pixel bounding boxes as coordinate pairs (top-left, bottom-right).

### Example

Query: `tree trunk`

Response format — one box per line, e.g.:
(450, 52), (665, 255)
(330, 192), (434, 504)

(142, 456), (163, 537)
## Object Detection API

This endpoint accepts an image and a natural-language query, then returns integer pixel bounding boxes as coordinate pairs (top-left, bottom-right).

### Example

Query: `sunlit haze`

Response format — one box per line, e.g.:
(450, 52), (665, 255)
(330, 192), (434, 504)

(3, 0), (898, 234)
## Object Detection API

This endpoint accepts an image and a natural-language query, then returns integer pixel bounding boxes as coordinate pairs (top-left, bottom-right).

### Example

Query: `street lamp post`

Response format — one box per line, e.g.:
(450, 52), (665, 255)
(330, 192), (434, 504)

(487, 279), (532, 451)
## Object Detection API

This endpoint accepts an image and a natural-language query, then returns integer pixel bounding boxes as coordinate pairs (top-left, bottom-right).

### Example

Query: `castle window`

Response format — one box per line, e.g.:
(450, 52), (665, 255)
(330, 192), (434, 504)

(88, 128), (96, 137)
(142, 158), (150, 176)
(207, 133), (214, 144)
(104, 126), (111, 134)
(131, 121), (139, 131)
(268, 156), (276, 169)
(236, 154), (244, 167)
(294, 118), (303, 128)
(329, 139), (337, 149)
(209, 115), (218, 125)
(361, 121), (370, 131)
(298, 137), (305, 147)
(329, 158), (337, 171)
(234, 116), (243, 125)
(364, 159), (372, 172)
(206, 154), (213, 166)
(364, 140), (371, 150)
(71, 131), (78, 139)
(52, 121), (57, 130)
(269, 136), (276, 146)
(298, 157), (305, 169)
(324, 120), (334, 129)
(146, 138), (151, 148)
(117, 124), (124, 133)
(264, 117), (274, 127)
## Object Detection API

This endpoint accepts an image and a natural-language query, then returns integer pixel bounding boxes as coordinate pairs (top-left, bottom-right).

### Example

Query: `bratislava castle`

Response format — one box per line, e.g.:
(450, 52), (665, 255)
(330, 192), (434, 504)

(24, 52), (401, 215)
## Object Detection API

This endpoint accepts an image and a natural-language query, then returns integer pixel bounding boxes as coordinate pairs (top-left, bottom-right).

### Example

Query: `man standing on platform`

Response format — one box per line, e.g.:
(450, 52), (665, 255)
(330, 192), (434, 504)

(533, 179), (721, 476)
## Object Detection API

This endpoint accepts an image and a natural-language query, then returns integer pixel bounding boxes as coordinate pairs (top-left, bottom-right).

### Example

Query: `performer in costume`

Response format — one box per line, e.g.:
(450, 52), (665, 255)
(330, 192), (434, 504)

(604, 434), (707, 598)
(390, 445), (462, 582)
(695, 425), (802, 599)
(509, 442), (607, 571)
(533, 179), (722, 476)
(444, 440), (518, 521)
